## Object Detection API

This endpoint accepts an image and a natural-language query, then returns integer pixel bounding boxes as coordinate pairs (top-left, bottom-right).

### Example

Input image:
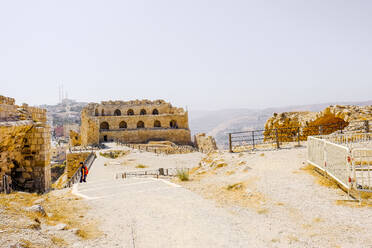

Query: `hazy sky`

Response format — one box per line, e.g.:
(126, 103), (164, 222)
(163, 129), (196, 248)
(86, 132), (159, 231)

(0, 0), (371, 110)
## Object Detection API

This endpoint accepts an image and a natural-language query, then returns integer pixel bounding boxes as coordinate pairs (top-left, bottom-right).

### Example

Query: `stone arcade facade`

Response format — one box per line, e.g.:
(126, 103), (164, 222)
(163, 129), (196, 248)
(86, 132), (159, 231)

(80, 100), (192, 146)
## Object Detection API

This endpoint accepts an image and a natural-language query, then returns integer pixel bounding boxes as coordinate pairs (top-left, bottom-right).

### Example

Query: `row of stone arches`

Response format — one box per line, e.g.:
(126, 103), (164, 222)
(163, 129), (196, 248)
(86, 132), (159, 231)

(96, 108), (159, 117)
(100, 120), (178, 130)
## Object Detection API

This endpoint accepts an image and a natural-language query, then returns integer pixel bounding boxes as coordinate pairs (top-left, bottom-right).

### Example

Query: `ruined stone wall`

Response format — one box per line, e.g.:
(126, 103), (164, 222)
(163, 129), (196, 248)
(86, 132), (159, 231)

(69, 130), (82, 147)
(80, 99), (192, 146)
(66, 152), (90, 179)
(264, 105), (372, 140)
(194, 133), (218, 153)
(0, 95), (51, 193)
(101, 129), (192, 145)
(80, 109), (99, 146)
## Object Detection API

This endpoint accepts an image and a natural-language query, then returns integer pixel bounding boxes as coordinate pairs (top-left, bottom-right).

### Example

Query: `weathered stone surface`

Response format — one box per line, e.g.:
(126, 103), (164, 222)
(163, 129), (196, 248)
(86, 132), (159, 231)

(194, 133), (218, 153)
(0, 95), (51, 193)
(25, 204), (46, 215)
(264, 105), (372, 140)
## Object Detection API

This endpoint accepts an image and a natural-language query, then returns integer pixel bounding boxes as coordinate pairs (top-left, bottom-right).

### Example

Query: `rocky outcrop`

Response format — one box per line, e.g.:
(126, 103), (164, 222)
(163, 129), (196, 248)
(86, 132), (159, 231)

(264, 105), (372, 141)
(194, 133), (218, 153)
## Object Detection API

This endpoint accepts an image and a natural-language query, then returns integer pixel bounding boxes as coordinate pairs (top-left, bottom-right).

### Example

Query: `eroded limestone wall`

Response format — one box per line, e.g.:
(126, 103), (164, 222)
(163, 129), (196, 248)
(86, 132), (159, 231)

(194, 133), (218, 153)
(0, 95), (51, 193)
(264, 105), (372, 141)
(69, 130), (82, 147)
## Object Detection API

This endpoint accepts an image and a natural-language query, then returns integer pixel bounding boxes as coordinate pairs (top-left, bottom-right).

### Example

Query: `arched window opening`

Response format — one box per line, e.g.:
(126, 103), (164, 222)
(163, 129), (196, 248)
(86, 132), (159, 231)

(114, 109), (121, 116)
(101, 109), (105, 116)
(137, 121), (145, 129)
(119, 121), (127, 129)
(170, 120), (178, 129)
(95, 109), (99, 116)
(100, 122), (109, 130)
(140, 109), (147, 115)
(152, 109), (159, 115)
(127, 109), (134, 116)
(154, 120), (161, 128)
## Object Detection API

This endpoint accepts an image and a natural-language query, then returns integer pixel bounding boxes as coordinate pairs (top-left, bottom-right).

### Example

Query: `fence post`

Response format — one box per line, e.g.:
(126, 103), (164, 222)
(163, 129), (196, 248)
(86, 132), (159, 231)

(252, 131), (255, 149)
(275, 129), (280, 149)
(364, 120), (369, 133)
(228, 133), (233, 153)
(297, 127), (301, 147)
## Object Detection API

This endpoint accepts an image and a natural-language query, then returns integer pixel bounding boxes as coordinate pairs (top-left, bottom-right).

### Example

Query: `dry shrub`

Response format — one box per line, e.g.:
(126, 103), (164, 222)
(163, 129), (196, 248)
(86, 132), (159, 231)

(260, 153), (265, 157)
(225, 170), (235, 176)
(51, 236), (67, 246)
(135, 164), (148, 169)
(227, 182), (244, 191)
(100, 150), (130, 159)
(189, 166), (200, 175)
(176, 169), (189, 181)
(312, 217), (323, 223)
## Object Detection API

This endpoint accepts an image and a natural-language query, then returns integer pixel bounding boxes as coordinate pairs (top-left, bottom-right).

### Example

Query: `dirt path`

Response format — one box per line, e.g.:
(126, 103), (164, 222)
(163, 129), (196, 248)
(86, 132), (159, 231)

(73, 144), (372, 248)
(75, 147), (257, 247)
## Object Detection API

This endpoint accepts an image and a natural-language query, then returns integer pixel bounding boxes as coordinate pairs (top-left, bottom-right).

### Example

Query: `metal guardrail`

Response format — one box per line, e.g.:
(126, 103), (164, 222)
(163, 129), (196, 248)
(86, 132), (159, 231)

(116, 167), (190, 179)
(308, 133), (372, 202)
(66, 152), (97, 188)
(228, 120), (371, 152)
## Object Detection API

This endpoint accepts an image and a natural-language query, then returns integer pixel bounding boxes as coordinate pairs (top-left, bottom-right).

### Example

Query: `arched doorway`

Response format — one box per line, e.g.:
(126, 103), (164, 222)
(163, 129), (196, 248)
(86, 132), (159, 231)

(100, 122), (109, 130)
(101, 109), (105, 116)
(137, 121), (145, 129)
(140, 109), (147, 115)
(170, 120), (178, 129)
(114, 109), (121, 116)
(154, 120), (161, 128)
(95, 109), (99, 116)
(119, 121), (127, 129)
(127, 109), (134, 116)
(152, 109), (159, 115)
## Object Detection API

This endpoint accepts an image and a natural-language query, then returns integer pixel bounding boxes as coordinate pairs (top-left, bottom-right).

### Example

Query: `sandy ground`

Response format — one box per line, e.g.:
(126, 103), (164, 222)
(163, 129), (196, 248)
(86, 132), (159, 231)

(74, 143), (372, 248)
(2, 143), (372, 247)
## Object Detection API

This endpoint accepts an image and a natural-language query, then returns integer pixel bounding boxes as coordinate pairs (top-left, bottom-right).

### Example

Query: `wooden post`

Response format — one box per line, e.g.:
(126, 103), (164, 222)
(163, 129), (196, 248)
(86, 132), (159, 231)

(364, 120), (369, 133)
(252, 131), (255, 149)
(159, 168), (164, 176)
(275, 129), (280, 149)
(228, 133), (233, 153)
(297, 127), (301, 146)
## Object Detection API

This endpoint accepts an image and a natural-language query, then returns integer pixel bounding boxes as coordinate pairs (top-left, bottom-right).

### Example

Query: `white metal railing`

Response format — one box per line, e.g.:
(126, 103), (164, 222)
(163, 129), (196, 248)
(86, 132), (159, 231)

(352, 148), (372, 192)
(308, 133), (372, 194)
(307, 136), (351, 189)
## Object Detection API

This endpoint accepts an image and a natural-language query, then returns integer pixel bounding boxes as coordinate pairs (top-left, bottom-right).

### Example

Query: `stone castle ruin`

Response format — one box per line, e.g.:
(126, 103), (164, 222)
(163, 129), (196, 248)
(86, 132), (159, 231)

(80, 99), (192, 146)
(0, 95), (51, 193)
(264, 105), (372, 141)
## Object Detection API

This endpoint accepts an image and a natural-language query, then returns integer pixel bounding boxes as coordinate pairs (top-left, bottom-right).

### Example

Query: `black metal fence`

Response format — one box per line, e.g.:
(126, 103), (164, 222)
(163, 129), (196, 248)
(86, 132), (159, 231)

(228, 120), (371, 152)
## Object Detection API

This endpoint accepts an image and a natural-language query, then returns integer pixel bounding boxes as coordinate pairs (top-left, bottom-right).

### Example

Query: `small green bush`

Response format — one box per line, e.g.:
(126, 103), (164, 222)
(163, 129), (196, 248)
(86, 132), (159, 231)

(176, 169), (189, 181)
